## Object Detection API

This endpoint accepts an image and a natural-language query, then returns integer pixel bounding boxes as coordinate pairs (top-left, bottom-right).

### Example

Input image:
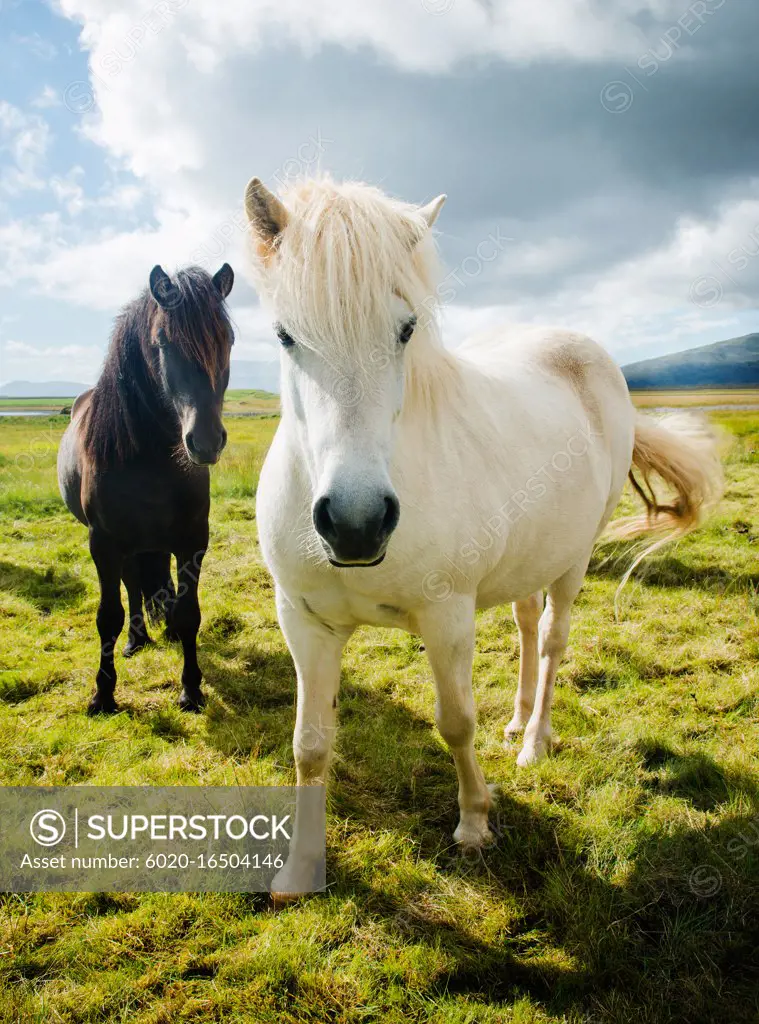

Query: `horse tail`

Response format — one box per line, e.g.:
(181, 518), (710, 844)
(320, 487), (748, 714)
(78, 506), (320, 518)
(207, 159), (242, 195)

(607, 412), (724, 576)
(135, 552), (176, 626)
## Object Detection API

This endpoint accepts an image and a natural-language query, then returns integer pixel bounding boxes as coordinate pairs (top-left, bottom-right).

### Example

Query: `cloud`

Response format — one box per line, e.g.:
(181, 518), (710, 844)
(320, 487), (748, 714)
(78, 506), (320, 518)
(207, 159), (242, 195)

(436, 182), (759, 355)
(31, 86), (62, 110)
(47, 168), (145, 219)
(0, 210), (207, 309)
(2, 0), (758, 385)
(58, 0), (714, 81)
(56, 0), (739, 192)
(228, 304), (279, 361)
(567, 187), (759, 331)
(1, 339), (102, 382)
(49, 167), (86, 216)
(0, 102), (51, 194)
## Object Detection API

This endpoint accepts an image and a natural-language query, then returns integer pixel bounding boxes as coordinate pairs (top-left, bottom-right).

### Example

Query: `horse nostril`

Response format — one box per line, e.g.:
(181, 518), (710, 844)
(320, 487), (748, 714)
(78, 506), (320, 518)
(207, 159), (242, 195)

(313, 495), (337, 543)
(220, 427), (228, 451)
(185, 431), (196, 454)
(381, 494), (400, 536)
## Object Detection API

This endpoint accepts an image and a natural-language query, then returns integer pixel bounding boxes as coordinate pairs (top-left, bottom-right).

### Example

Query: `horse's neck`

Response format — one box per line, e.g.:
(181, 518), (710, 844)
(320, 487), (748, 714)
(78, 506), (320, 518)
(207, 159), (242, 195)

(402, 330), (466, 420)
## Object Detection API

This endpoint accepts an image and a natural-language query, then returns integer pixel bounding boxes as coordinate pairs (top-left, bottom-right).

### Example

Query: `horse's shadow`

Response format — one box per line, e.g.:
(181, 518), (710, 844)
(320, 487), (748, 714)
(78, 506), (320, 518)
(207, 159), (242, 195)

(0, 558), (86, 612)
(200, 641), (759, 1021)
(333, 796), (759, 1022)
(636, 737), (759, 811)
(202, 639), (297, 758)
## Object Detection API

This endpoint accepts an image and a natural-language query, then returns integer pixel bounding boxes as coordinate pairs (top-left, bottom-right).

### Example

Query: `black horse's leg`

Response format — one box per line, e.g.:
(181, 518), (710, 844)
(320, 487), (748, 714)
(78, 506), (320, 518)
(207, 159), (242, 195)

(174, 546), (206, 712)
(88, 531), (124, 715)
(122, 555), (153, 657)
(162, 550), (181, 642)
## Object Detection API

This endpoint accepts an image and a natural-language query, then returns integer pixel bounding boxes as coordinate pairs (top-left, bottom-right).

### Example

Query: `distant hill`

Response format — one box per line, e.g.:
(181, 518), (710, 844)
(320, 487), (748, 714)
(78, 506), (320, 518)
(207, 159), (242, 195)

(622, 333), (759, 390)
(0, 380), (90, 398)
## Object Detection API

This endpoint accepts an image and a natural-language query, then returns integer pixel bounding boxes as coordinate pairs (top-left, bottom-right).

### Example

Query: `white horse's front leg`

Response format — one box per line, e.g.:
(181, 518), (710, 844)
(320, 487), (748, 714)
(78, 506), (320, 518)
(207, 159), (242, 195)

(504, 590), (543, 747)
(418, 595), (492, 850)
(271, 590), (352, 899)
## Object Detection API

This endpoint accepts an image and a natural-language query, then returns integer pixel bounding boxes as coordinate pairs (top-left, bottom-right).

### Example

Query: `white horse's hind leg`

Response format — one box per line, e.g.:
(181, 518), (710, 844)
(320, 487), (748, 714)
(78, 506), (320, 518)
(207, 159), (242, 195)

(418, 596), (492, 849)
(517, 564), (587, 767)
(270, 591), (352, 898)
(504, 591), (543, 747)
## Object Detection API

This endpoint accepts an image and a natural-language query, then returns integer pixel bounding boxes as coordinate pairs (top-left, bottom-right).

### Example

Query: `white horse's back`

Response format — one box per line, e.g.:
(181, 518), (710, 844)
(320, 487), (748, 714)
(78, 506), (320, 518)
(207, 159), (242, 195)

(378, 324), (636, 610)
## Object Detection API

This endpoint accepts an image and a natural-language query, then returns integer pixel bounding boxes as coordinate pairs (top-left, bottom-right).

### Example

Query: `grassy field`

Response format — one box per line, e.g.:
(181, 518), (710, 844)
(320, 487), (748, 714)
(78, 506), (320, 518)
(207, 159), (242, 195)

(222, 389), (280, 415)
(0, 390), (281, 417)
(629, 388), (759, 408)
(0, 406), (758, 1023)
(4, 386), (758, 416)
(0, 397), (77, 413)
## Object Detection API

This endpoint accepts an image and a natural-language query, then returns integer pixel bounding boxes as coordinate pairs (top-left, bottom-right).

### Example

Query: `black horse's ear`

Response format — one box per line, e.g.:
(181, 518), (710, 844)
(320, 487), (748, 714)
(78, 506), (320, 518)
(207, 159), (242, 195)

(149, 265), (181, 309)
(212, 263), (234, 299)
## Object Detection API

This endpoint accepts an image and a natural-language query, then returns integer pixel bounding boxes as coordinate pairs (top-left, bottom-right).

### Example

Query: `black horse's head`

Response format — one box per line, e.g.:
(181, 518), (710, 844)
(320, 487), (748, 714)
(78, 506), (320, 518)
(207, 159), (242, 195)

(148, 263), (235, 466)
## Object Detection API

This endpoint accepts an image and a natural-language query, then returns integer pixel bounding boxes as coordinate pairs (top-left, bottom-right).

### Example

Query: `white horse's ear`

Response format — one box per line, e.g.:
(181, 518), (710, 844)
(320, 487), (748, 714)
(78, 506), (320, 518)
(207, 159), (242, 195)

(244, 177), (289, 245)
(419, 194), (447, 229)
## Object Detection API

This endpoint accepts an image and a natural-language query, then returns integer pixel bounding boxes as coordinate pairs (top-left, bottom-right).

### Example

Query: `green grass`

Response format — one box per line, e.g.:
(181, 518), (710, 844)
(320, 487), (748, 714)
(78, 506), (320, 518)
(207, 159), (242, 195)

(0, 389), (280, 417)
(1, 410), (758, 1022)
(8, 385), (759, 416)
(630, 388), (759, 408)
(221, 389), (280, 415)
(0, 398), (77, 410)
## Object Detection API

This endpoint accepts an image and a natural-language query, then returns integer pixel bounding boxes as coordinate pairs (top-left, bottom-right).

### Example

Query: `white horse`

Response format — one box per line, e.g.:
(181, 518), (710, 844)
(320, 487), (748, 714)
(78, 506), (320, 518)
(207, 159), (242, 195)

(244, 175), (723, 895)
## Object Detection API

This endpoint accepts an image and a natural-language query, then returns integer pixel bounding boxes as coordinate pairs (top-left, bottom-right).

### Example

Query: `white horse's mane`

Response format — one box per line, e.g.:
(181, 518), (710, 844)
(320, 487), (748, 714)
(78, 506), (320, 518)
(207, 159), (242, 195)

(249, 175), (463, 412)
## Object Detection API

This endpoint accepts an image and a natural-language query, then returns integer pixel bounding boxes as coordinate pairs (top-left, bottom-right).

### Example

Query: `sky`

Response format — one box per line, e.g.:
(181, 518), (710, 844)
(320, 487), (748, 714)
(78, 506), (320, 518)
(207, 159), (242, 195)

(1, 0), (758, 388)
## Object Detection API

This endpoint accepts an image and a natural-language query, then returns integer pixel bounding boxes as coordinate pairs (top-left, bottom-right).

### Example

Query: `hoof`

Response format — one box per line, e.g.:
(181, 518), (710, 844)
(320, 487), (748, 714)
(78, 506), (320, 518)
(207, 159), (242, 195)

(270, 860), (318, 903)
(453, 819), (494, 851)
(271, 889), (306, 908)
(178, 689), (205, 713)
(516, 732), (558, 766)
(123, 636), (153, 658)
(87, 693), (118, 716)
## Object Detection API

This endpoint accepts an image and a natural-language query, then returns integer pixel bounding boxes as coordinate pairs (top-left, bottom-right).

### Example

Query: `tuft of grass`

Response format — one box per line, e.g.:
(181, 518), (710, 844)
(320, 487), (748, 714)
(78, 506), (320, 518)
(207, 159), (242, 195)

(1, 410), (759, 1022)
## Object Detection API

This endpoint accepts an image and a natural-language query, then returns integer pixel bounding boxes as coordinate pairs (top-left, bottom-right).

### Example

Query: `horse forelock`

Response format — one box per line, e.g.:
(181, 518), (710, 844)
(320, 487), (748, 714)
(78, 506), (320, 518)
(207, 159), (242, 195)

(248, 176), (463, 414)
(156, 266), (232, 379)
(255, 179), (436, 351)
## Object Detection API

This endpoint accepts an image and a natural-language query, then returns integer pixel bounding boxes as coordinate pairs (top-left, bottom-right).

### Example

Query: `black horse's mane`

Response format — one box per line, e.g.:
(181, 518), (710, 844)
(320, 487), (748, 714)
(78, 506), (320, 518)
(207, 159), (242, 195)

(82, 267), (231, 468)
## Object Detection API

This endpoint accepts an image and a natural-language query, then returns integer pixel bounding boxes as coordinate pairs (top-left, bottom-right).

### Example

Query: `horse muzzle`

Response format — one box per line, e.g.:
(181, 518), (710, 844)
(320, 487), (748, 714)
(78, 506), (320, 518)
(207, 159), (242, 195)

(312, 489), (400, 567)
(184, 426), (227, 467)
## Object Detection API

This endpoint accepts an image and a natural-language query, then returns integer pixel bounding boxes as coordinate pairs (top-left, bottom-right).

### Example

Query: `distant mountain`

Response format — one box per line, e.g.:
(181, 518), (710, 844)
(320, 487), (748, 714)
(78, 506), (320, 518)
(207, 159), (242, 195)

(229, 359), (280, 393)
(0, 380), (90, 398)
(622, 333), (759, 390)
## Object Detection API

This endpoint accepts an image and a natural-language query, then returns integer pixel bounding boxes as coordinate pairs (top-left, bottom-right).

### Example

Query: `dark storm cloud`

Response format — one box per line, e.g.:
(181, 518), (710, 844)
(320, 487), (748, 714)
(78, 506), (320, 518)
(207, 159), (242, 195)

(182, 1), (759, 310)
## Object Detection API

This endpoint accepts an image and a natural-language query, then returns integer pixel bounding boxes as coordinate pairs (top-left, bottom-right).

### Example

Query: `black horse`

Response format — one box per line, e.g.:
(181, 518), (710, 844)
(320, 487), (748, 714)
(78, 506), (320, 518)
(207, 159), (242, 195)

(57, 263), (235, 715)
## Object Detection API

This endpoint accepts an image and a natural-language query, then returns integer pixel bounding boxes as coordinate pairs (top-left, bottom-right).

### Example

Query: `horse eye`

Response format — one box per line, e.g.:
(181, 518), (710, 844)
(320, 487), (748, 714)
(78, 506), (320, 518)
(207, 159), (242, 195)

(275, 323), (294, 348)
(398, 316), (417, 345)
